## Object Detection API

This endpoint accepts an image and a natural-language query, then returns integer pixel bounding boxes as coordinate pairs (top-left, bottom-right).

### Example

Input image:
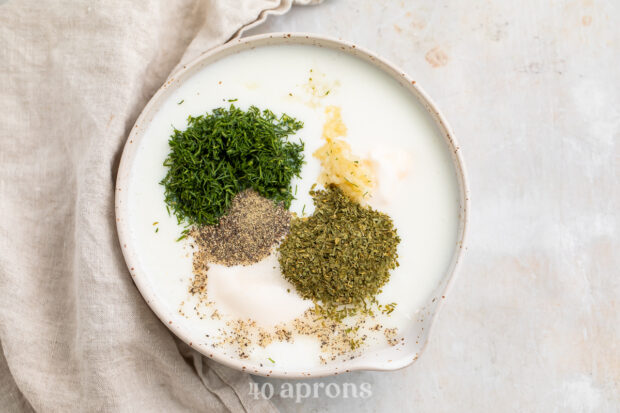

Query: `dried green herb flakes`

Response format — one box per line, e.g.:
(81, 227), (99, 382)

(278, 185), (400, 320)
(160, 105), (304, 226)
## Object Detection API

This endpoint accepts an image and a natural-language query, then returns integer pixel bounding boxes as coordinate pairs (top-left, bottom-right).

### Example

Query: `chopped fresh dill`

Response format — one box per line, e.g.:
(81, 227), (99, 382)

(268, 357), (275, 364)
(160, 105), (304, 226)
(178, 100), (184, 105)
(227, 98), (238, 102)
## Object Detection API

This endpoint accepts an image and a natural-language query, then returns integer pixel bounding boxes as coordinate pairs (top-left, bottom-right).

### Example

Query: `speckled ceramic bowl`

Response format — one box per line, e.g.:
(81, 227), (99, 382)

(115, 33), (469, 378)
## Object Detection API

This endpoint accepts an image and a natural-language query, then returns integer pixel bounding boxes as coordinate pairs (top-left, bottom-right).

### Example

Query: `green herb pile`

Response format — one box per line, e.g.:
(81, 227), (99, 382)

(278, 185), (400, 320)
(160, 105), (304, 226)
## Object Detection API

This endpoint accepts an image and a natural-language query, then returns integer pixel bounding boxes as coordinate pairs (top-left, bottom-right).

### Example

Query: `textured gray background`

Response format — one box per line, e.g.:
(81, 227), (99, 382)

(246, 0), (620, 411)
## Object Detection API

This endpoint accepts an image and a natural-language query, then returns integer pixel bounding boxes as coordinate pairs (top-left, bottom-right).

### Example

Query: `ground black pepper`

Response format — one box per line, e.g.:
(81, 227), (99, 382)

(190, 189), (291, 266)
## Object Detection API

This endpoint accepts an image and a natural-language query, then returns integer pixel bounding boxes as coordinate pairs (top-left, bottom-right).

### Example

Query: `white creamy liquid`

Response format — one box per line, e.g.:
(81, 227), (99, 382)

(127, 44), (460, 369)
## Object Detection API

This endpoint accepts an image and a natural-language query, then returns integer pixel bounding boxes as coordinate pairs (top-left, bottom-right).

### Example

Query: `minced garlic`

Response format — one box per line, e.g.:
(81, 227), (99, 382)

(321, 106), (347, 139)
(313, 106), (375, 202)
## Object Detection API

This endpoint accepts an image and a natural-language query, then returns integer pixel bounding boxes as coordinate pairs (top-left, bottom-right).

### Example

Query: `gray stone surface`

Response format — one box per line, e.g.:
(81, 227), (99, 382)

(246, 1), (620, 411)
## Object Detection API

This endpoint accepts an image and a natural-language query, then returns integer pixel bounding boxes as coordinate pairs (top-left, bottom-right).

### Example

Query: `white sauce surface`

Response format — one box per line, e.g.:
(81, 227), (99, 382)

(127, 44), (459, 368)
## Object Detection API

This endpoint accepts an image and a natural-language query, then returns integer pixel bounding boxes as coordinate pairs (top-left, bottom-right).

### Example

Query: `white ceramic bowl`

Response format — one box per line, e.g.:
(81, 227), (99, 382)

(115, 33), (469, 378)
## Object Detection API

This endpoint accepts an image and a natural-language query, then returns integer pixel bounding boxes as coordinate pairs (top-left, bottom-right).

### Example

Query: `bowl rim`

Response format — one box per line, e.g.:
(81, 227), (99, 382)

(115, 32), (469, 379)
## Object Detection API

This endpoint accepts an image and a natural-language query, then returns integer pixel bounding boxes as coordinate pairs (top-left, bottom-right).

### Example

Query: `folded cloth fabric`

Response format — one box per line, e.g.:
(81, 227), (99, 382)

(0, 1), (320, 411)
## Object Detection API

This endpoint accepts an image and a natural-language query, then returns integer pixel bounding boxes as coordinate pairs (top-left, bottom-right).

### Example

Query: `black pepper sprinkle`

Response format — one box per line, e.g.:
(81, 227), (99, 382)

(190, 189), (291, 266)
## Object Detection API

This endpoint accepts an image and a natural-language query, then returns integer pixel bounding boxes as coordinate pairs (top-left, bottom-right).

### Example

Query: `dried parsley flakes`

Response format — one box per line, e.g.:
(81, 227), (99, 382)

(278, 185), (400, 320)
(160, 105), (304, 226)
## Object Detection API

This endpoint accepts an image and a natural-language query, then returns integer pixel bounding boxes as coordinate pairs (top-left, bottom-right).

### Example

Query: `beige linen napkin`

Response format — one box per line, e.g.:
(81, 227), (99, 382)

(0, 0), (319, 411)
